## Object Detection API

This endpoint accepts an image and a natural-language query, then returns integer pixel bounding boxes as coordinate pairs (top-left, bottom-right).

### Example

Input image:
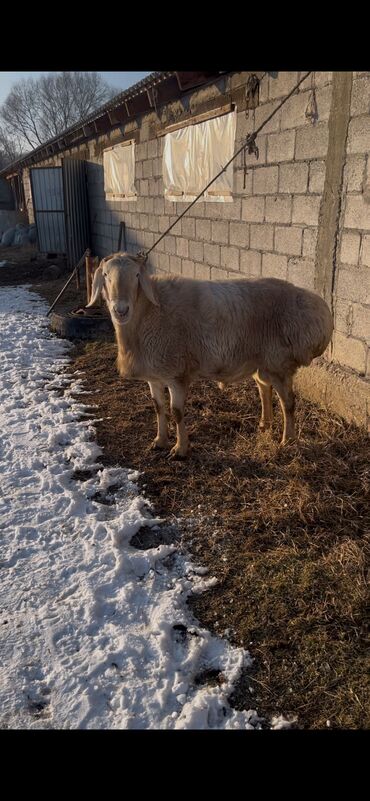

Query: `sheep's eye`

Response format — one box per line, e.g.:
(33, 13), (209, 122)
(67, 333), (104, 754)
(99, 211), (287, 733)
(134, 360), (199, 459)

(103, 273), (107, 277)
(136, 273), (140, 278)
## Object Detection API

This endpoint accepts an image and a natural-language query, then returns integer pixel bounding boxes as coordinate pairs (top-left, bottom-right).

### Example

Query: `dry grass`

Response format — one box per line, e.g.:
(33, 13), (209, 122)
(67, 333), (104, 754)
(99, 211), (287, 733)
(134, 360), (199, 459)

(2, 255), (368, 728)
(68, 340), (369, 730)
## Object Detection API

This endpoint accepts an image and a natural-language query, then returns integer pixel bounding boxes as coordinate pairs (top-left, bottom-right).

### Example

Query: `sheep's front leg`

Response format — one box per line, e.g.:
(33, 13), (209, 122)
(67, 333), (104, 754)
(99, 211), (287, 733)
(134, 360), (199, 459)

(148, 380), (169, 450)
(253, 373), (273, 431)
(167, 380), (189, 459)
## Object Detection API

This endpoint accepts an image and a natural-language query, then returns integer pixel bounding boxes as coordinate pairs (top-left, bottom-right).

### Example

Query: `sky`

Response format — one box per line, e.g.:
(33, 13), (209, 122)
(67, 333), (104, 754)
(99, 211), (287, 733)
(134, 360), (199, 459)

(0, 72), (152, 106)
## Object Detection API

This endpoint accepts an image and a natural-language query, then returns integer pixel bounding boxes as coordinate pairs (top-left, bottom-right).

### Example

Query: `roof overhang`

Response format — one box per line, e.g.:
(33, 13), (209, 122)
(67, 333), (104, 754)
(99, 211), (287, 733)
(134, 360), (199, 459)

(0, 71), (229, 177)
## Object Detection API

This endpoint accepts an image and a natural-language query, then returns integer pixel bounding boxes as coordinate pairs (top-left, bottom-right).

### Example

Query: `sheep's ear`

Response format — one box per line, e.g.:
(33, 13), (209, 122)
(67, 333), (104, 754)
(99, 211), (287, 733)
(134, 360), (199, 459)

(86, 263), (105, 307)
(137, 264), (159, 307)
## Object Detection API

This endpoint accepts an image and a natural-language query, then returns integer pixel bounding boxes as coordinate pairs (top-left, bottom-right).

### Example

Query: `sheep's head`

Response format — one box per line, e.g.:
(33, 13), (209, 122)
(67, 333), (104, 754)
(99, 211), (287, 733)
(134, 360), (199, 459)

(86, 251), (159, 325)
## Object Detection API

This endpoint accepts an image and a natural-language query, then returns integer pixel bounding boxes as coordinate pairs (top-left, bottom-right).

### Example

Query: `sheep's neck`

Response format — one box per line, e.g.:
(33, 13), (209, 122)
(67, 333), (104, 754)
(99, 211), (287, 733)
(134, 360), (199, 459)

(115, 324), (137, 379)
(114, 297), (148, 380)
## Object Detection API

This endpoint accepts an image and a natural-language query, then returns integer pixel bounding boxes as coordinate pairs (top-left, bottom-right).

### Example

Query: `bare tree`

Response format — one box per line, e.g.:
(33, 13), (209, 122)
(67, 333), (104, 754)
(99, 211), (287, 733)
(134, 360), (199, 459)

(0, 72), (116, 152)
(0, 124), (23, 170)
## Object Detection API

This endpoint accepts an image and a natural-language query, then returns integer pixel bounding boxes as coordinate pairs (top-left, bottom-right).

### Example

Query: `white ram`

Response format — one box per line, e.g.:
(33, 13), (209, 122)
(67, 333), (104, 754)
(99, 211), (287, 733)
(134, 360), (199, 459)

(87, 252), (333, 459)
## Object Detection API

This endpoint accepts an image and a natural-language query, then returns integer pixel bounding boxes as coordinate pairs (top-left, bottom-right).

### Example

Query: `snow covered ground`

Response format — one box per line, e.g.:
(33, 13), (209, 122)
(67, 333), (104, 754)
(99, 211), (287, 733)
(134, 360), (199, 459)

(0, 285), (265, 730)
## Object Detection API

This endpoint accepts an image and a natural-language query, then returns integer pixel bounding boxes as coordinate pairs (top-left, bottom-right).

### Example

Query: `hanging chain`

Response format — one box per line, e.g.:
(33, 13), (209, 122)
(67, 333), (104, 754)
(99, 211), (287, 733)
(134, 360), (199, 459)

(305, 71), (318, 124)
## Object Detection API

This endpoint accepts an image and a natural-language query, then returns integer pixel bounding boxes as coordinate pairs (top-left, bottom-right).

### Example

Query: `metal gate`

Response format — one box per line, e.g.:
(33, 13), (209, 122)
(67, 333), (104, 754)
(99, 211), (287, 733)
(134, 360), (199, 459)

(62, 158), (90, 268)
(30, 167), (66, 254)
(30, 159), (90, 267)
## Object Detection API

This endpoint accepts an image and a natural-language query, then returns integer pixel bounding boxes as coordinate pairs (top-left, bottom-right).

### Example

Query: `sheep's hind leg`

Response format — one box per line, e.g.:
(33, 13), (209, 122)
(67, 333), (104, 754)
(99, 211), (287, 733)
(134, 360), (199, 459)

(260, 371), (296, 444)
(253, 373), (273, 432)
(148, 380), (169, 450)
(167, 380), (189, 459)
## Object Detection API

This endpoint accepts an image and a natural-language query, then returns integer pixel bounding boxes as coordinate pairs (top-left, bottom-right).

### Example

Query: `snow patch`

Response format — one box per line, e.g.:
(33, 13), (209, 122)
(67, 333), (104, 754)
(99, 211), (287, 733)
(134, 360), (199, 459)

(0, 285), (263, 730)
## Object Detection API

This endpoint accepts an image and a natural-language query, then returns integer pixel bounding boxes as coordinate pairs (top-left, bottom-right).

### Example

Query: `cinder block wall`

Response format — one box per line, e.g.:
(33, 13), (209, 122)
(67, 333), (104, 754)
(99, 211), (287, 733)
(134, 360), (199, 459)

(333, 72), (370, 378)
(21, 71), (370, 427)
(86, 71), (333, 286)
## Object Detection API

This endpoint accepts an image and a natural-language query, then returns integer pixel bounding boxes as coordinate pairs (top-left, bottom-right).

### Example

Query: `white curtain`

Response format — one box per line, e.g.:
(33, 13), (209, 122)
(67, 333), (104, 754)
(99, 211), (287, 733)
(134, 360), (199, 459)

(163, 110), (236, 202)
(103, 141), (137, 199)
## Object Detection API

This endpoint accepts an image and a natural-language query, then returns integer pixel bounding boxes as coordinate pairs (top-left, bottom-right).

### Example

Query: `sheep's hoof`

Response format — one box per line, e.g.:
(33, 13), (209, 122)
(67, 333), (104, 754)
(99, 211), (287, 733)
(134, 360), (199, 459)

(259, 421), (273, 432)
(150, 438), (170, 451)
(168, 446), (188, 460)
(280, 434), (296, 446)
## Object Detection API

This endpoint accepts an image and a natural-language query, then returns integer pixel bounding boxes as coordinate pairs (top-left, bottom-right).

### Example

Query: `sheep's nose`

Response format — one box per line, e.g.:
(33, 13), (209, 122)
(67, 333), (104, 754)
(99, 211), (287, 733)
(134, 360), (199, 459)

(113, 305), (129, 316)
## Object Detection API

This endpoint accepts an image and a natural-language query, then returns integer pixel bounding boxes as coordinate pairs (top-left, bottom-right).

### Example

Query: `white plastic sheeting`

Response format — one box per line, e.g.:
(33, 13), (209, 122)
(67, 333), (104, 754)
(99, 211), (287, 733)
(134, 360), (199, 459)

(103, 141), (137, 200)
(163, 110), (236, 203)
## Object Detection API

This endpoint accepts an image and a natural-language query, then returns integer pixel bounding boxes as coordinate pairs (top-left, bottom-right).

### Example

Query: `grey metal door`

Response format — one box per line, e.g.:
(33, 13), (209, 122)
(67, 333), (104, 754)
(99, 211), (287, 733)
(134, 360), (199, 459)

(62, 158), (91, 268)
(30, 167), (67, 253)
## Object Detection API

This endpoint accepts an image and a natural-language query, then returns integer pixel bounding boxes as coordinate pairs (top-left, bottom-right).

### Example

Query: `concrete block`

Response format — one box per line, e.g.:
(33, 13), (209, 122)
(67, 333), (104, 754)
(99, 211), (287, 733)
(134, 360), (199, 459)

(269, 72), (299, 100)
(176, 238), (189, 258)
(347, 116), (370, 155)
(204, 243), (221, 266)
(189, 240), (204, 261)
(333, 332), (367, 373)
(350, 76), (370, 116)
(340, 232), (361, 265)
(309, 160), (326, 193)
(302, 227), (318, 258)
(262, 252), (288, 279)
(147, 138), (158, 158)
(211, 267), (228, 280)
(220, 246), (240, 271)
(267, 129), (296, 163)
(288, 257), (315, 290)
(229, 222), (249, 247)
(250, 223), (274, 250)
(182, 259), (195, 277)
(242, 196), (265, 222)
(143, 160), (153, 179)
(234, 169), (253, 195)
(275, 225), (302, 255)
(292, 195), (321, 225)
(265, 195), (292, 223)
(254, 99), (281, 133)
(343, 156), (366, 192)
(239, 249), (262, 276)
(165, 235), (176, 255)
(335, 299), (370, 340)
(181, 217), (196, 238)
(336, 267), (370, 303)
(279, 163), (309, 193)
(195, 263), (211, 280)
(295, 122), (329, 160)
(253, 165), (279, 194)
(154, 197), (165, 215)
(211, 220), (229, 243)
(344, 195), (370, 231)
(360, 234), (370, 266)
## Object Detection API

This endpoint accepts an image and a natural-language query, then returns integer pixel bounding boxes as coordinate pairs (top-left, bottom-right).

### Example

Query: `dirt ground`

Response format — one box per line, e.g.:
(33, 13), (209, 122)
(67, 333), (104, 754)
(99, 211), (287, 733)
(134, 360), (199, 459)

(69, 342), (369, 730)
(0, 245), (87, 312)
(2, 252), (369, 729)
